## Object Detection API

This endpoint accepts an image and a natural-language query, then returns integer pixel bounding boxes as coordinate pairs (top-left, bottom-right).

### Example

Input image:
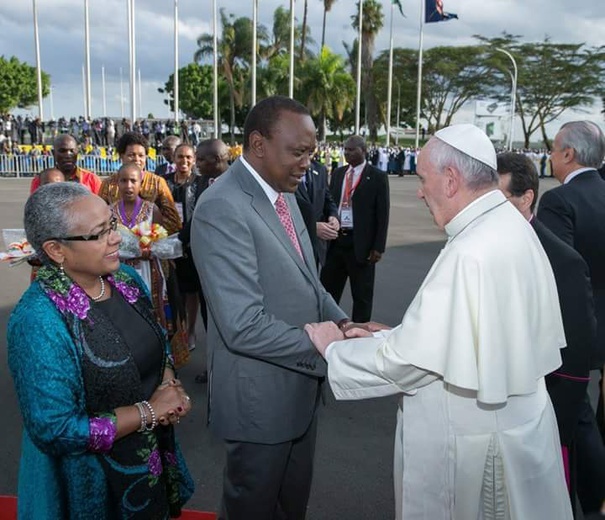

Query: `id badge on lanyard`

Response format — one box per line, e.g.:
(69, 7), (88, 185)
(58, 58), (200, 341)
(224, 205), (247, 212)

(340, 207), (353, 229)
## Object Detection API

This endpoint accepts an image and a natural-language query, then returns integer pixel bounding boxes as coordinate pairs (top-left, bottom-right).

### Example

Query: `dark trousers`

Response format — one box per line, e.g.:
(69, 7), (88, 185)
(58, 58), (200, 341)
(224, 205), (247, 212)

(320, 233), (375, 322)
(576, 394), (605, 514)
(219, 414), (318, 520)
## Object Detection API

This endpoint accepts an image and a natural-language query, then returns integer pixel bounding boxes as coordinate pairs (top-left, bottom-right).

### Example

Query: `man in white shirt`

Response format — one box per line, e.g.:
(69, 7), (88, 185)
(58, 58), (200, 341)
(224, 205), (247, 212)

(306, 124), (573, 519)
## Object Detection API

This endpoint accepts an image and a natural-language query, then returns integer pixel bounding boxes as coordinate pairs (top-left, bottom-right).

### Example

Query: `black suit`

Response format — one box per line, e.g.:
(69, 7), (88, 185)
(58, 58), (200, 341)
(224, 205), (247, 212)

(170, 173), (213, 330)
(154, 162), (172, 178)
(320, 163), (389, 322)
(532, 218), (596, 445)
(538, 170), (605, 367)
(537, 170), (605, 514)
(294, 162), (338, 266)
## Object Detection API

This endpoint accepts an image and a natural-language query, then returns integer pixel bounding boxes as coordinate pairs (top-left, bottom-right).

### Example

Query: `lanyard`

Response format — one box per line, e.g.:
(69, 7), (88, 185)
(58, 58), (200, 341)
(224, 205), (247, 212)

(342, 168), (362, 207)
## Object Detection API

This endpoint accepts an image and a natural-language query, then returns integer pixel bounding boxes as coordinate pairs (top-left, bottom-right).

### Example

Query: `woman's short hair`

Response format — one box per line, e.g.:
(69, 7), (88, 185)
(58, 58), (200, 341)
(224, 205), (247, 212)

(24, 183), (91, 264)
(116, 132), (149, 155)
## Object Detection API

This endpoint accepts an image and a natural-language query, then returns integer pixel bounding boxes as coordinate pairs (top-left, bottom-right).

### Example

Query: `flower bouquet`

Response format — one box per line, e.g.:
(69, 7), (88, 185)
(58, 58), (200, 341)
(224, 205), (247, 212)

(0, 229), (36, 266)
(117, 222), (182, 260)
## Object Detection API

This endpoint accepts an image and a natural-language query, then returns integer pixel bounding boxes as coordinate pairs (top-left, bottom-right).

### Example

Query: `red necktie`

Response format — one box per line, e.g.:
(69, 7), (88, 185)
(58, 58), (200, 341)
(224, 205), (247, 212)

(275, 194), (303, 259)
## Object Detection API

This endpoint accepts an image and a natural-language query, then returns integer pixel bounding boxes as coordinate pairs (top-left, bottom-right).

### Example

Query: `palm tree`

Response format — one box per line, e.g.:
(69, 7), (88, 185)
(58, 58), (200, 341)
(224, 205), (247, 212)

(194, 9), (263, 142)
(299, 0), (309, 61)
(299, 47), (356, 141)
(262, 6), (312, 61)
(321, 0), (337, 50)
(351, 0), (384, 142)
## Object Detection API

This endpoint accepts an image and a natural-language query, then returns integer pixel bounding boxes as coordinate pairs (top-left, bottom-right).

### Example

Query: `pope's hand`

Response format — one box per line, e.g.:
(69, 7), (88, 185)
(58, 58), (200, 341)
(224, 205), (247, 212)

(341, 321), (392, 335)
(304, 322), (344, 357)
(343, 327), (373, 338)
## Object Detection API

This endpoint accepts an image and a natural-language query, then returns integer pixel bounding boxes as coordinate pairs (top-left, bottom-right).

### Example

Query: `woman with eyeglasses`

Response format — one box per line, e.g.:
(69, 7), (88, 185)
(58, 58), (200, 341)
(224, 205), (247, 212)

(7, 183), (194, 518)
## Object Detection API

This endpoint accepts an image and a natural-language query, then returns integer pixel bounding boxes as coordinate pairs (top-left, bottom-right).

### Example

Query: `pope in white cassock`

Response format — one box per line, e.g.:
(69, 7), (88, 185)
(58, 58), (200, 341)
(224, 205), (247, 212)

(306, 124), (573, 520)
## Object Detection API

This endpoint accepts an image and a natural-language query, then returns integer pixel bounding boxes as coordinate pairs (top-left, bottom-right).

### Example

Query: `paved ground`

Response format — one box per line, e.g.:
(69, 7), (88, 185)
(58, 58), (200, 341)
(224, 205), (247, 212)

(0, 175), (565, 518)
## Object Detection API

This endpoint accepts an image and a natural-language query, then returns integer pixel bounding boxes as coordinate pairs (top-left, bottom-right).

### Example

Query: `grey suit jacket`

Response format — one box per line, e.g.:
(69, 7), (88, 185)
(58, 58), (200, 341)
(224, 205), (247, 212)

(191, 158), (347, 444)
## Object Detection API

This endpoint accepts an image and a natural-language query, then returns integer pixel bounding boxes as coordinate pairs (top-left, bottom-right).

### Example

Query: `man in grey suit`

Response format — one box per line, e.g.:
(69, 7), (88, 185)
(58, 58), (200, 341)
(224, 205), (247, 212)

(191, 96), (349, 519)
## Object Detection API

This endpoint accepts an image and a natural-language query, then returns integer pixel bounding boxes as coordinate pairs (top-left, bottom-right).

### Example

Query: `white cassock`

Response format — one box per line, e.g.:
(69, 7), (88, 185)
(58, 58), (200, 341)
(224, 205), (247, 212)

(326, 190), (573, 520)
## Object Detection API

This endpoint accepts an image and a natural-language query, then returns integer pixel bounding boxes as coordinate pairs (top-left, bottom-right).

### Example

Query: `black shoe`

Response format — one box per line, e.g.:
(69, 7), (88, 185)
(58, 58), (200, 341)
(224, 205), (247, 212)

(195, 371), (208, 384)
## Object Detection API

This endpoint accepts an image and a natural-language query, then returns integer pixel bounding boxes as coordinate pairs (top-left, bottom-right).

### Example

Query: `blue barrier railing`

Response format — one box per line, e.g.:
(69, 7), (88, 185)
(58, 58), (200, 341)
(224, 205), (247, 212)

(0, 155), (165, 178)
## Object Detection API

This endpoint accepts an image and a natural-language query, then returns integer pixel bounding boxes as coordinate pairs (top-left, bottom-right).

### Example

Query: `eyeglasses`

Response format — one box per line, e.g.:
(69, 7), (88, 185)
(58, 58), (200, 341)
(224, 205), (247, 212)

(56, 216), (118, 242)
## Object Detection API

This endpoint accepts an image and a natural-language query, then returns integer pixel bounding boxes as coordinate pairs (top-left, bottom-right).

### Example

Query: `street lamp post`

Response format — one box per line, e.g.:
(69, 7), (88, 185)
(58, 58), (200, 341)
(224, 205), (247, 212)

(496, 48), (517, 151)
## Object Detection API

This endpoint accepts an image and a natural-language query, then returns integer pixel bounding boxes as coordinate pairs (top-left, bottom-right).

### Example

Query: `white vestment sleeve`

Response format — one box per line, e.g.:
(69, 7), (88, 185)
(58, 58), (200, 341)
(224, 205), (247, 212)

(325, 327), (439, 401)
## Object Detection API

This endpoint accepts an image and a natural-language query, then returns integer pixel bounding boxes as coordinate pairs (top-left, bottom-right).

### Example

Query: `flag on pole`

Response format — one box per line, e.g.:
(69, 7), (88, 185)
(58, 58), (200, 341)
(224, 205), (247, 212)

(425, 0), (458, 23)
(392, 0), (405, 17)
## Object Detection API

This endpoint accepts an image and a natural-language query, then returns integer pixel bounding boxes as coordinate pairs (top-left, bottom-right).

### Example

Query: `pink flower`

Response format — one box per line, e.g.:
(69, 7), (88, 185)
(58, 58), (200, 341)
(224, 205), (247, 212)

(148, 449), (163, 477)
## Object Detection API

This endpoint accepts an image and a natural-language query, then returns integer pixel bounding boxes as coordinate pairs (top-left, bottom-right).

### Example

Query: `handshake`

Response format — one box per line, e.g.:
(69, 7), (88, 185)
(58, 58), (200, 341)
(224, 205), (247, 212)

(304, 320), (391, 357)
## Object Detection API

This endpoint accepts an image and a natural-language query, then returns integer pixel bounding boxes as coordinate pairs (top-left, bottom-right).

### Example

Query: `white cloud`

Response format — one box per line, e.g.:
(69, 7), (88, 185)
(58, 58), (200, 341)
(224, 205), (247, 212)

(1, 0), (603, 137)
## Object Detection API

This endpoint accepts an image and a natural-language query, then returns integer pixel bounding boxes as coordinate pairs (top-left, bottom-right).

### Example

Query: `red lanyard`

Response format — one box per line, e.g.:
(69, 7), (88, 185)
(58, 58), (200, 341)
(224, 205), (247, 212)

(342, 168), (362, 207)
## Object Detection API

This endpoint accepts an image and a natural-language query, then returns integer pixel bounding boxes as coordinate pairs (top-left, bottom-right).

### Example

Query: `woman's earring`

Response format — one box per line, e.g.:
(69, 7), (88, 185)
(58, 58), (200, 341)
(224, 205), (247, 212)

(59, 262), (65, 276)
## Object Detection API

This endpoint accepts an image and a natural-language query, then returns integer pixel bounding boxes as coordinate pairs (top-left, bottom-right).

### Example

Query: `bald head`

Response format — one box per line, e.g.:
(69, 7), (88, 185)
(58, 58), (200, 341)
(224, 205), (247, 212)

(196, 139), (230, 178)
(39, 168), (65, 186)
(344, 135), (367, 167)
(52, 134), (79, 176)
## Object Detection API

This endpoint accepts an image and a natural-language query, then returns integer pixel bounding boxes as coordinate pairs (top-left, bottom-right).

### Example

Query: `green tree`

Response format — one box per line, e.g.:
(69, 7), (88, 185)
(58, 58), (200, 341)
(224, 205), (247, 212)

(372, 48), (418, 129)
(421, 45), (495, 132)
(351, 0), (384, 142)
(479, 34), (605, 148)
(158, 63), (223, 119)
(194, 10), (265, 142)
(321, 0), (337, 50)
(0, 56), (50, 113)
(262, 6), (312, 61)
(299, 46), (356, 140)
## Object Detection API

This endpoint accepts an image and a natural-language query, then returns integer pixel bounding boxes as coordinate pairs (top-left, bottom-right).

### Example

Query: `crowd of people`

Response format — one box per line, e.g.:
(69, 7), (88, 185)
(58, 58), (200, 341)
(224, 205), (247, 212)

(5, 95), (605, 519)
(0, 114), (215, 149)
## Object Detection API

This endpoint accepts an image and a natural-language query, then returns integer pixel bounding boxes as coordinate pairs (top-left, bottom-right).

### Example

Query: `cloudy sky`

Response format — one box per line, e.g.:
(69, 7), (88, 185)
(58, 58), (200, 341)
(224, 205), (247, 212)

(1, 0), (604, 138)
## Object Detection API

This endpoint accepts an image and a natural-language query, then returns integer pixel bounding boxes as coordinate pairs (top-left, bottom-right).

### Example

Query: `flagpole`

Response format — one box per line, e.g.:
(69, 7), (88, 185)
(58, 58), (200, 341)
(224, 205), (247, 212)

(355, 0), (363, 134)
(128, 0), (137, 124)
(414, 0), (425, 151)
(252, 0), (258, 105)
(32, 0), (44, 121)
(289, 0), (295, 98)
(84, 0), (92, 119)
(395, 80), (401, 145)
(82, 64), (87, 116)
(212, 0), (219, 137)
(138, 68), (142, 119)
(119, 67), (125, 118)
(386, 1), (395, 146)
(49, 85), (55, 121)
(174, 0), (179, 123)
(102, 65), (107, 117)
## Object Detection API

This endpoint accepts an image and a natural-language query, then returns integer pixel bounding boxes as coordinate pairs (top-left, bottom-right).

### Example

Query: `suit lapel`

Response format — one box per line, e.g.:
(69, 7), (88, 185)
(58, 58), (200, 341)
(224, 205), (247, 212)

(352, 164), (372, 199)
(234, 161), (315, 284)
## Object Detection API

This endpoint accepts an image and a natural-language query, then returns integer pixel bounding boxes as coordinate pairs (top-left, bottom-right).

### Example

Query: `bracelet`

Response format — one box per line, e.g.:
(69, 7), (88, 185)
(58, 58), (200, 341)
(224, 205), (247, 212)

(134, 402), (147, 433)
(141, 400), (157, 430)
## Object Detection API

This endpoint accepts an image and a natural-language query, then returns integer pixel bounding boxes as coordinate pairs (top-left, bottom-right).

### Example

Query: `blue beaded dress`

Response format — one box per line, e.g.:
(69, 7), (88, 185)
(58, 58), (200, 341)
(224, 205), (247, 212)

(7, 264), (193, 519)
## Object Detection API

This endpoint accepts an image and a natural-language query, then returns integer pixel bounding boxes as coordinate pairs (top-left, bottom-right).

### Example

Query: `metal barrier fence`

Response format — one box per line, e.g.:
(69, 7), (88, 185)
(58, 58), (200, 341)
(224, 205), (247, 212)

(0, 155), (165, 178)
